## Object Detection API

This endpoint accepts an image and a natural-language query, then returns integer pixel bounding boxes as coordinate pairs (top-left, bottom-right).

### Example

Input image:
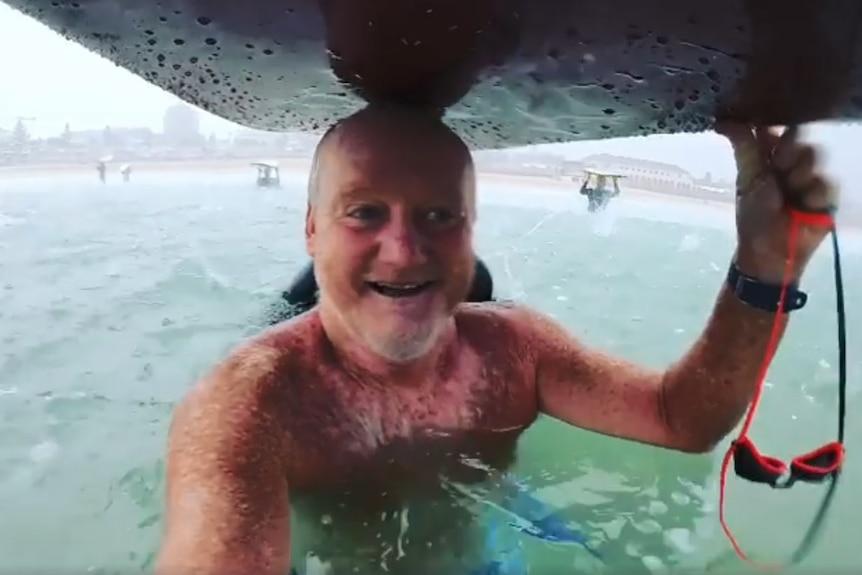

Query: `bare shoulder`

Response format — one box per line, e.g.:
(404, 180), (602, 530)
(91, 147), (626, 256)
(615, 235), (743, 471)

(158, 323), (314, 575)
(458, 301), (649, 389)
(167, 315), (322, 469)
(455, 299), (535, 324)
(169, 335), (287, 458)
(454, 301), (525, 344)
(468, 303), (681, 452)
(455, 300), (576, 353)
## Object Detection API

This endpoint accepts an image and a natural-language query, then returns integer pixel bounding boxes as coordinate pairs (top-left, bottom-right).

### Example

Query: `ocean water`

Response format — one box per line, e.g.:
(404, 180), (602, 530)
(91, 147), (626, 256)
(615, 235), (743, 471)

(0, 169), (860, 574)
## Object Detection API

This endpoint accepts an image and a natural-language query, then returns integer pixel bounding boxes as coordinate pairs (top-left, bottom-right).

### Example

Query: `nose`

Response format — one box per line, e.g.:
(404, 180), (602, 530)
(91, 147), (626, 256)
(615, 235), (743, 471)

(377, 210), (429, 266)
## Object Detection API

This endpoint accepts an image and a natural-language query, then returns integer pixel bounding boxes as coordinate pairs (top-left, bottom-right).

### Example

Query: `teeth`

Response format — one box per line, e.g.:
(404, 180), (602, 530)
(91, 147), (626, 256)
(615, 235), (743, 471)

(378, 282), (421, 289)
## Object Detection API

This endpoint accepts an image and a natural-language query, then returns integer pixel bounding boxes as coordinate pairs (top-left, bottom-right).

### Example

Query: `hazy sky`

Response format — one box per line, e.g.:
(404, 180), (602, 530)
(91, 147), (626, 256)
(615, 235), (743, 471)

(1, 2), (860, 183)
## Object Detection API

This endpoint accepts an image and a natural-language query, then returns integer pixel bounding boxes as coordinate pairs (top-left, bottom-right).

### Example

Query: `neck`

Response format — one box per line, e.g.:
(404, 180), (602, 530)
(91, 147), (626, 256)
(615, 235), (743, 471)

(317, 302), (457, 385)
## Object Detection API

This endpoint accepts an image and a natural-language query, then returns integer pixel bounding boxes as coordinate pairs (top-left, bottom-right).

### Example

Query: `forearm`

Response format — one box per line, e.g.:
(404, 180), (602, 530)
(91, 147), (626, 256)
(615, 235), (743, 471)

(660, 285), (788, 451)
(155, 468), (291, 575)
(156, 514), (291, 575)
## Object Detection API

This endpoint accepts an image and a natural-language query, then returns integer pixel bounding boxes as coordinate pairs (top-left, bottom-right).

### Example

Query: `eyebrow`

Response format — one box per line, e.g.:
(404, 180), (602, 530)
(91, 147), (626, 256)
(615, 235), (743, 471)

(335, 183), (374, 200)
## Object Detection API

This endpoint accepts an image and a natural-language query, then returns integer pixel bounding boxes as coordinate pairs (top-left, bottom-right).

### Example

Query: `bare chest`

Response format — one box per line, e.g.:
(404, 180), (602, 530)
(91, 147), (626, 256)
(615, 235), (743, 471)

(330, 360), (530, 448)
(283, 341), (537, 489)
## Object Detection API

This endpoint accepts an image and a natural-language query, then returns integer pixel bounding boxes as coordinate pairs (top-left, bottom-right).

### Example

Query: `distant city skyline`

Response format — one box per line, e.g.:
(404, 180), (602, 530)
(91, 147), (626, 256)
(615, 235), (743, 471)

(1, 2), (862, 186)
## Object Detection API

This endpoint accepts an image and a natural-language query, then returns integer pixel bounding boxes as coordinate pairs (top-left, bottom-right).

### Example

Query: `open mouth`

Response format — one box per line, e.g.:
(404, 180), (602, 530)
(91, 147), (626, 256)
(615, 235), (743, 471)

(367, 281), (435, 298)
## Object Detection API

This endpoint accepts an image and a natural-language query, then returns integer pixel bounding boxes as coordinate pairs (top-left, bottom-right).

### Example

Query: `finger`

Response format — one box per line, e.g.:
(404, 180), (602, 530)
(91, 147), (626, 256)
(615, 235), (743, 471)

(785, 174), (837, 213)
(768, 124), (799, 146)
(753, 126), (785, 162)
(777, 124), (800, 148)
(783, 146), (817, 190)
(771, 127), (808, 172)
(716, 122), (761, 191)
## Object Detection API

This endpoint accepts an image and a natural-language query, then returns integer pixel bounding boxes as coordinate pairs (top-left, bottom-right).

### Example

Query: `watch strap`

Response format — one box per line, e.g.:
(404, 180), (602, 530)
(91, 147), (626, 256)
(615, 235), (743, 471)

(726, 261), (808, 313)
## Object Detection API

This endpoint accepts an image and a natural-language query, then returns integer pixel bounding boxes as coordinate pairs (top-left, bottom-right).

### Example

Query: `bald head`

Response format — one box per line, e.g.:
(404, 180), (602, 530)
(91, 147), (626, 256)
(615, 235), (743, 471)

(307, 105), (474, 209)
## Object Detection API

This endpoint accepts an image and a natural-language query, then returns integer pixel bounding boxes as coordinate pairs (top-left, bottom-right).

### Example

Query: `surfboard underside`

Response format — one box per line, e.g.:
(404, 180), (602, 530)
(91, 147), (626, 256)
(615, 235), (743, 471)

(3, 0), (862, 148)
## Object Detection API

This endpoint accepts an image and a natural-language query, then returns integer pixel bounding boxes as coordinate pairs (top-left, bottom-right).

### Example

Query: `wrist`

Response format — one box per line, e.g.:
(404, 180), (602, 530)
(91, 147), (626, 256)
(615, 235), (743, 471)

(726, 260), (808, 313)
(733, 247), (803, 285)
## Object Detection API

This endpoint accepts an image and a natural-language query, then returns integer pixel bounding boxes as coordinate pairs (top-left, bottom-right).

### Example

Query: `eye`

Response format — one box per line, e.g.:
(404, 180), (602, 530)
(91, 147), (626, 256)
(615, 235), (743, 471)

(424, 207), (459, 224)
(346, 204), (386, 222)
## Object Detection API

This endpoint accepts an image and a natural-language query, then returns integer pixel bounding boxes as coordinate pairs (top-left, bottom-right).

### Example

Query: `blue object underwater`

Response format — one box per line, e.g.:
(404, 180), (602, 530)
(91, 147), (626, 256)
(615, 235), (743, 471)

(468, 519), (527, 575)
(486, 473), (602, 560)
(290, 473), (600, 574)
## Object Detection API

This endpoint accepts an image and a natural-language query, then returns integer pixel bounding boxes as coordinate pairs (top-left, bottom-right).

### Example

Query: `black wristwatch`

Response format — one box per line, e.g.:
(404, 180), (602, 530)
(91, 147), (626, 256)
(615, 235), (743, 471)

(726, 261), (808, 313)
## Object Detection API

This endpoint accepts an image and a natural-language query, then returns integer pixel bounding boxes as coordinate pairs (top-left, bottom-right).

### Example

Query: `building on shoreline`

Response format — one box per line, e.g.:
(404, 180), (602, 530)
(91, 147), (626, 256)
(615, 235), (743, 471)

(560, 153), (734, 203)
(579, 154), (697, 191)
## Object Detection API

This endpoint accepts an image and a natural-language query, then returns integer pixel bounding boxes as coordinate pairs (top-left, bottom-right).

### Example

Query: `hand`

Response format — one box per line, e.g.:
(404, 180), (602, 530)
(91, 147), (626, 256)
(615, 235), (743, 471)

(717, 123), (839, 284)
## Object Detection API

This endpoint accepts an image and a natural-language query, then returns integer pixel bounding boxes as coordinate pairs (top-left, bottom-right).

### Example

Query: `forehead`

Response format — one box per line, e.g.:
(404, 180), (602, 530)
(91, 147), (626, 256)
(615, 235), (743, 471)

(318, 121), (473, 204)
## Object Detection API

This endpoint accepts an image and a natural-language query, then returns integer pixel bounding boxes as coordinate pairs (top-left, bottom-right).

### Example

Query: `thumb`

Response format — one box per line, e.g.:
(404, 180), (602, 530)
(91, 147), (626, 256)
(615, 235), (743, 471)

(715, 122), (762, 192)
(753, 125), (786, 162)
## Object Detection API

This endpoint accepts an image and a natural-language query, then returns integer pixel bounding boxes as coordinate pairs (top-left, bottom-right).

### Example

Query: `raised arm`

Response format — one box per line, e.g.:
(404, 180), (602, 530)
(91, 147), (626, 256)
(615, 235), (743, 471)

(523, 289), (783, 453)
(156, 344), (291, 575)
(529, 124), (835, 454)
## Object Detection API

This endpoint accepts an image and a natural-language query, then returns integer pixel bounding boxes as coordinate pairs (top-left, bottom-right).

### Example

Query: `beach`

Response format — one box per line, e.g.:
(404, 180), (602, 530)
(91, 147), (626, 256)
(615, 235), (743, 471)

(0, 156), (735, 211)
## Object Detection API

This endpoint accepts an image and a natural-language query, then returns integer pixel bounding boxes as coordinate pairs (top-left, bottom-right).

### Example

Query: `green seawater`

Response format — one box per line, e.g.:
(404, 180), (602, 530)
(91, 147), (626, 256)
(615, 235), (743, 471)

(0, 171), (859, 573)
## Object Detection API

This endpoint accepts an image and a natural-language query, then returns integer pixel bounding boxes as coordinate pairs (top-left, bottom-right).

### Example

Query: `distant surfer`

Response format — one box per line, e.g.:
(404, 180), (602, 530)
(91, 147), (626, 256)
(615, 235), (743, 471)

(96, 160), (106, 183)
(120, 164), (132, 182)
(579, 170), (621, 213)
(156, 107), (837, 575)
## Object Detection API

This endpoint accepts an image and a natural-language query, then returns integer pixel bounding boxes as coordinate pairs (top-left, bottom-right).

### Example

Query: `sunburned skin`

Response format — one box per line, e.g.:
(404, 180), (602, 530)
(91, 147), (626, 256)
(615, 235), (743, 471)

(272, 304), (537, 573)
(277, 304), (536, 487)
(155, 108), (836, 575)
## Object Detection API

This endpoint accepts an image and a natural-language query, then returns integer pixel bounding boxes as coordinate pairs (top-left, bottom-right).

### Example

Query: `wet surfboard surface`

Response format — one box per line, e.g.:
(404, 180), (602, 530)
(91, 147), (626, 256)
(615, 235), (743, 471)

(3, 0), (862, 147)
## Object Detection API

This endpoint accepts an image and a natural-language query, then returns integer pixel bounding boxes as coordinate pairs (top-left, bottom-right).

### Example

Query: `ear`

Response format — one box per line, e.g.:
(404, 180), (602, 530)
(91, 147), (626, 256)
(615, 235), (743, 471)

(305, 203), (316, 257)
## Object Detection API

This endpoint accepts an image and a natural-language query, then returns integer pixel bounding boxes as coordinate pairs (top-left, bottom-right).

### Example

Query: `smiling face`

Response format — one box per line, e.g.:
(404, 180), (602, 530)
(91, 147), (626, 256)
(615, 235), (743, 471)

(306, 107), (476, 363)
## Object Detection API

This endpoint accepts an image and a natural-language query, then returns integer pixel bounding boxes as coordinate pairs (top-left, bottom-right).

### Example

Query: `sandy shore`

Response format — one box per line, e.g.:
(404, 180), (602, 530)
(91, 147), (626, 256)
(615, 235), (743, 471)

(6, 158), (862, 235)
(0, 157), (314, 177)
(0, 157), (734, 210)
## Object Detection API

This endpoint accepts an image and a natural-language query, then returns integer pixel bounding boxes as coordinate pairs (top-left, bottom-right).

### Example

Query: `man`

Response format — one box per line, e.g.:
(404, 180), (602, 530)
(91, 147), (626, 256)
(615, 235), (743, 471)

(156, 106), (836, 575)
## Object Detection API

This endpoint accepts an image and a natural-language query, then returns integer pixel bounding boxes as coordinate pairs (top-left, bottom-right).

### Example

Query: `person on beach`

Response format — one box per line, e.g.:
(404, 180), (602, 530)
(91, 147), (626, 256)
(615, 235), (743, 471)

(155, 105), (837, 575)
